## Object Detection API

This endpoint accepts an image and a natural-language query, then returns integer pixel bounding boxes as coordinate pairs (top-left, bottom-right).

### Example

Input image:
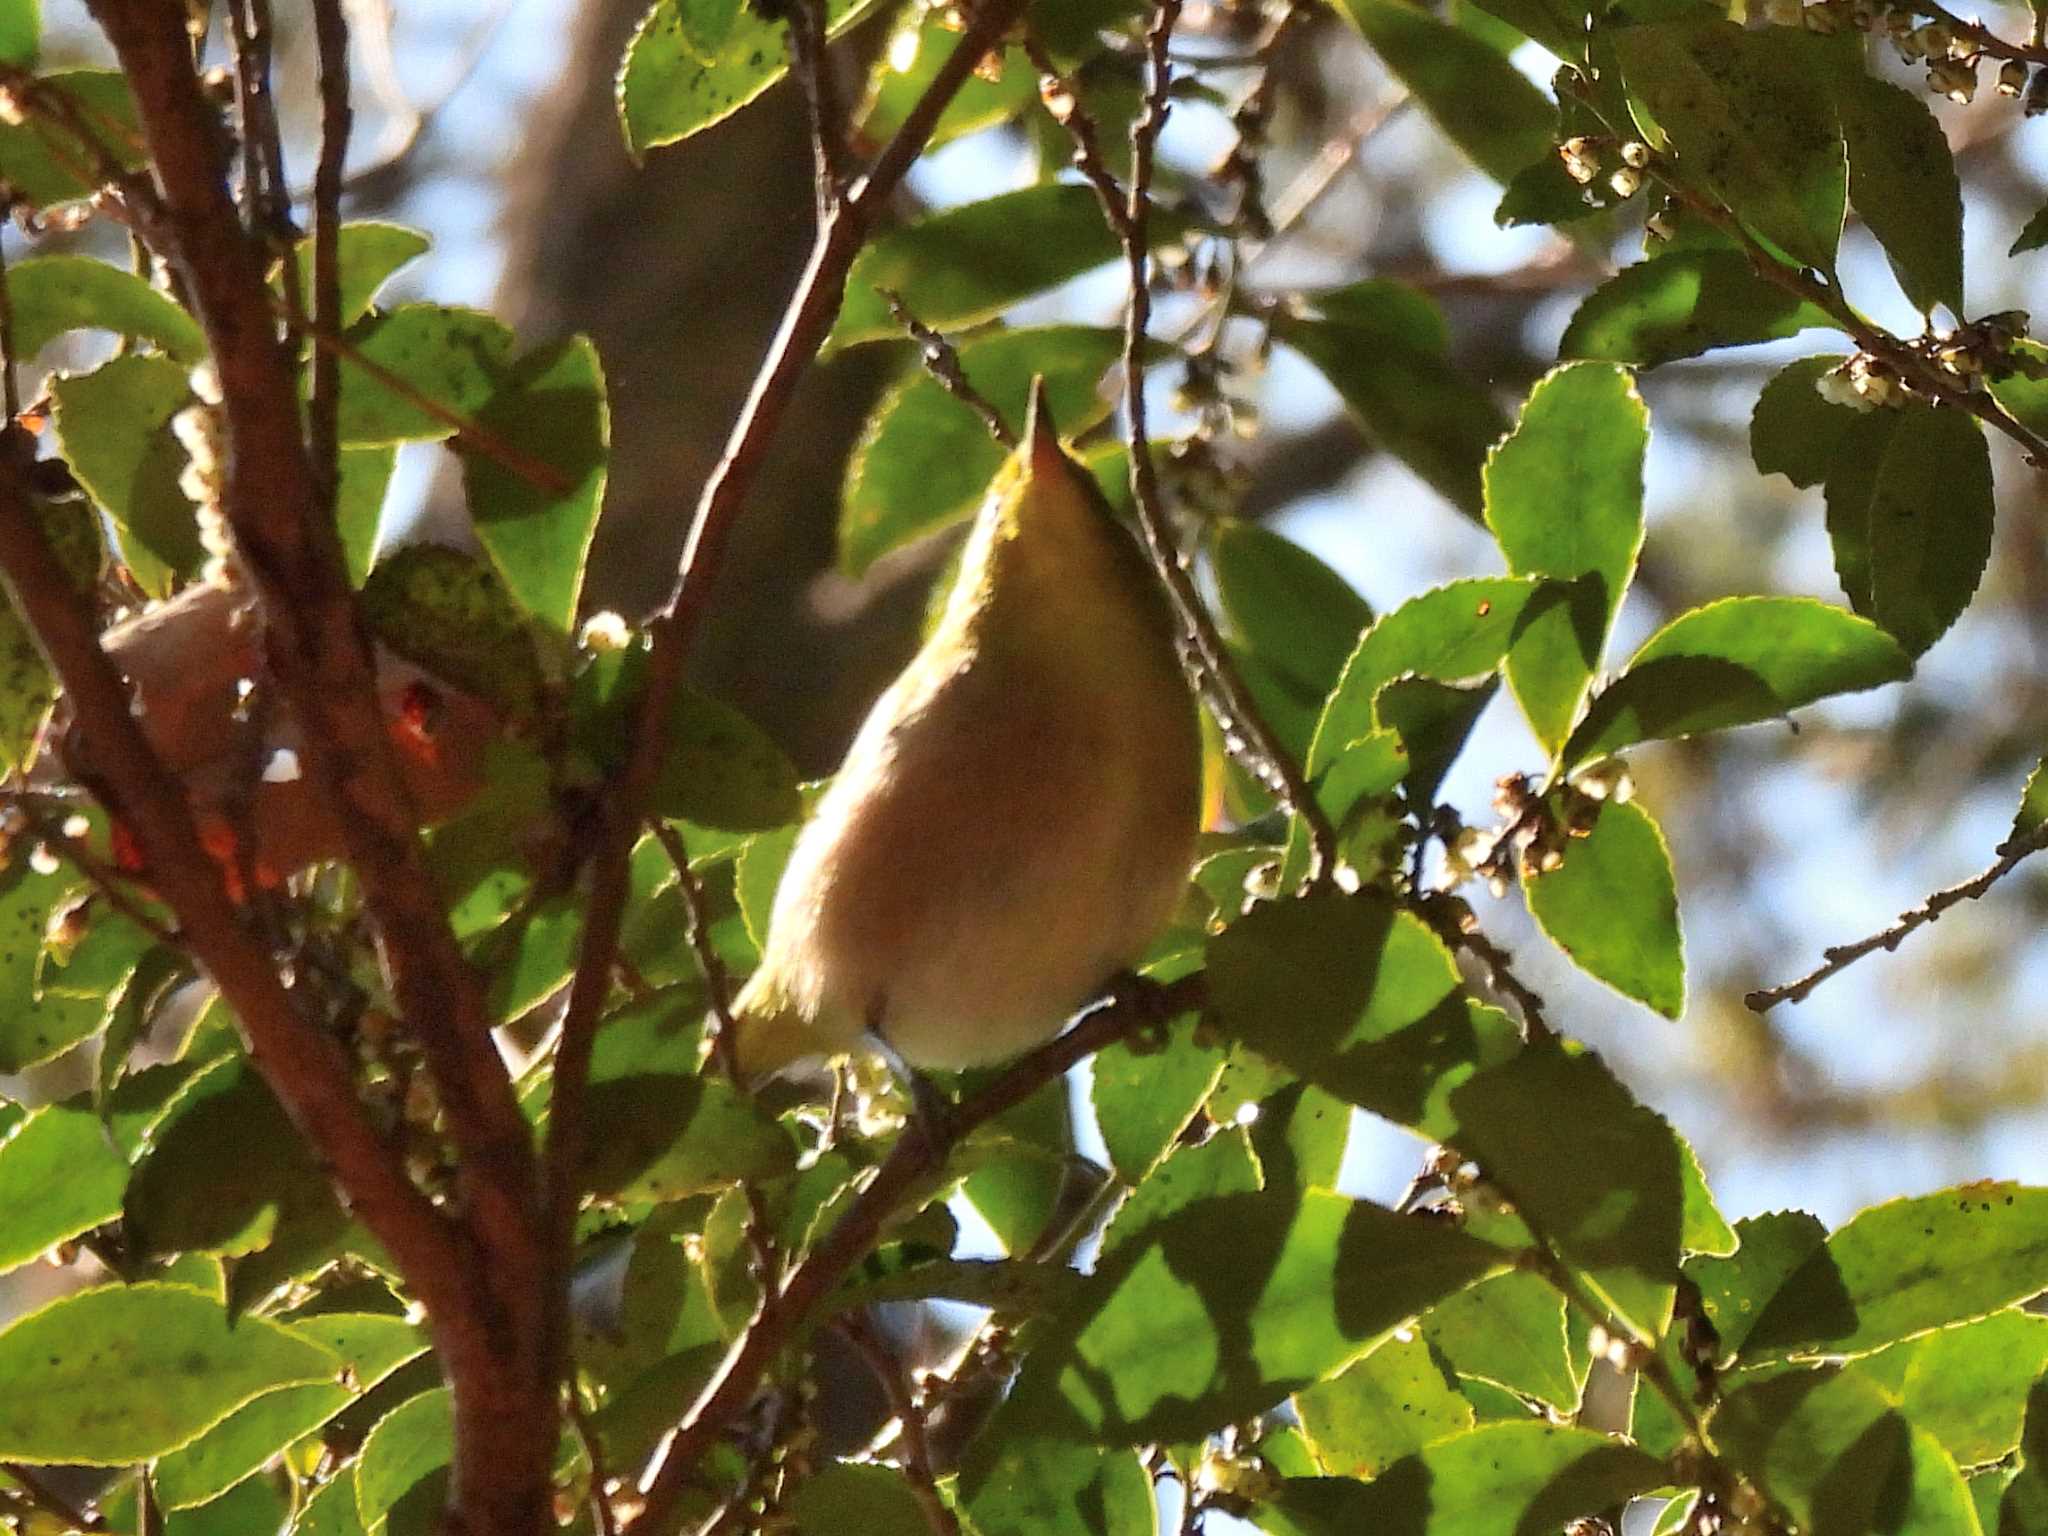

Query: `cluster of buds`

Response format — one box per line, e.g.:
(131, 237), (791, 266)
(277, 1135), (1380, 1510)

(172, 361), (237, 589)
(1817, 310), (2034, 411)
(1191, 1443), (1282, 1512)
(1559, 135), (1651, 204)
(1439, 763), (1631, 896)
(1763, 0), (2048, 112)
(1682, 1481), (1779, 1536)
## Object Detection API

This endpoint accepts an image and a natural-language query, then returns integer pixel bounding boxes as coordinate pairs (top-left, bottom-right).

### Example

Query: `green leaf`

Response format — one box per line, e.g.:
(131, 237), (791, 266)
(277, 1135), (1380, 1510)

(1713, 1369), (1978, 1536)
(1308, 577), (1537, 779)
(0, 858), (134, 1072)
(1091, 1011), (1225, 1184)
(9, 255), (204, 363)
(831, 185), (1178, 350)
(1262, 1424), (1666, 1536)
(1561, 249), (1836, 367)
(619, 0), (884, 154)
(0, 1283), (336, 1463)
(337, 444), (397, 588)
(790, 1462), (935, 1536)
(1750, 354), (1857, 488)
(571, 992), (795, 1202)
(1741, 1183), (2048, 1362)
(156, 1314), (427, 1510)
(125, 1055), (346, 1263)
(1294, 1332), (1474, 1479)
(1421, 1270), (1577, 1409)
(1334, 0), (1556, 183)
(1483, 363), (1647, 754)
(1690, 1209), (1830, 1361)
(1465, 0), (1589, 59)
(0, 71), (146, 209)
(333, 303), (516, 445)
(1825, 403), (1993, 657)
(839, 325), (1123, 574)
(360, 543), (545, 720)
(1524, 797), (1683, 1018)
(999, 1180), (1509, 1443)
(2001, 1378), (2048, 1536)
(1205, 890), (1519, 1141)
(1679, 1132), (1737, 1256)
(961, 1440), (1158, 1536)
(354, 1387), (452, 1529)
(0, 1097), (129, 1272)
(653, 684), (804, 830)
(1613, 21), (1845, 271)
(2014, 758), (2048, 842)
(1845, 1310), (2048, 1469)
(1563, 596), (1913, 769)
(0, 0), (36, 66)
(2013, 204), (2048, 258)
(1212, 521), (1373, 703)
(1833, 72), (1963, 315)
(857, 18), (1036, 151)
(51, 352), (203, 596)
(293, 1474), (370, 1536)
(458, 334), (608, 635)
(960, 1078), (1076, 1256)
(1274, 291), (1509, 519)
(1450, 1042), (1684, 1339)
(290, 222), (431, 327)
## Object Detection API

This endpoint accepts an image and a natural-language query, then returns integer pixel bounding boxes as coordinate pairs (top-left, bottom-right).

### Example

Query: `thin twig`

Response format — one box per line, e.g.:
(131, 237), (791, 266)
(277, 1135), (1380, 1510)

(838, 1313), (962, 1536)
(3, 1462), (104, 1531)
(225, 0), (293, 239)
(881, 289), (1015, 446)
(0, 230), (19, 424)
(541, 0), (1031, 1441)
(785, 0), (851, 220)
(1413, 892), (1550, 1041)
(296, 318), (573, 496)
(25, 812), (181, 949)
(626, 971), (1205, 1536)
(1746, 822), (2048, 1012)
(309, 0), (352, 520)
(565, 1392), (620, 1536)
(1029, 12), (1340, 884)
(1913, 0), (2046, 65)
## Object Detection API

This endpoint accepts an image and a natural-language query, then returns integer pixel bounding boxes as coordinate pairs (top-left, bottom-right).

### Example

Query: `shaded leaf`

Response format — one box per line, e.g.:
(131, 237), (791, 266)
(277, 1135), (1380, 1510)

(290, 222), (431, 327)
(1742, 1183), (2048, 1362)
(790, 1462), (934, 1536)
(999, 1179), (1509, 1443)
(619, 0), (883, 154)
(1750, 354), (1856, 488)
(1561, 249), (1836, 367)
(1563, 596), (1912, 769)
(458, 334), (608, 636)
(962, 1440), (1158, 1536)
(1294, 1333), (1474, 1479)
(1275, 292), (1509, 520)
(2013, 758), (2048, 842)
(0, 1283), (336, 1463)
(10, 254), (204, 363)
(1450, 1042), (1684, 1339)
(1846, 1310), (2048, 1470)
(1262, 1424), (1666, 1536)
(360, 543), (544, 719)
(1205, 890), (1519, 1141)
(1212, 521), (1374, 702)
(332, 303), (516, 445)
(857, 18), (1036, 150)
(1335, 0), (1556, 182)
(0, 71), (145, 209)
(832, 185), (1184, 350)
(1091, 1011), (1226, 1184)
(51, 352), (202, 595)
(1524, 797), (1683, 1018)
(1613, 21), (1844, 270)
(2001, 1378), (2048, 1536)
(840, 325), (1121, 574)
(1833, 72), (1963, 315)
(354, 1387), (452, 1529)
(1421, 1270), (1577, 1409)
(1713, 1368), (1978, 1536)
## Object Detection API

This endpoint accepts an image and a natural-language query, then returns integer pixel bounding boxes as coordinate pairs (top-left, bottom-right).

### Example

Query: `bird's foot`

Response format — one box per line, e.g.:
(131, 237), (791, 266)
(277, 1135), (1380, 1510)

(863, 1028), (956, 1158)
(1101, 969), (1173, 1050)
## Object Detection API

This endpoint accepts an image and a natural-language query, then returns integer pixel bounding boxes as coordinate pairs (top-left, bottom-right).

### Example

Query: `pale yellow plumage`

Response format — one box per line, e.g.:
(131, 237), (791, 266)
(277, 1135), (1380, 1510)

(728, 380), (1201, 1079)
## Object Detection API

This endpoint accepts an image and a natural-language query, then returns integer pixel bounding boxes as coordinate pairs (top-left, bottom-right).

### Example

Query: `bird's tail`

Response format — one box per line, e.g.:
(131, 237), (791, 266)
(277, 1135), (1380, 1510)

(723, 967), (822, 1085)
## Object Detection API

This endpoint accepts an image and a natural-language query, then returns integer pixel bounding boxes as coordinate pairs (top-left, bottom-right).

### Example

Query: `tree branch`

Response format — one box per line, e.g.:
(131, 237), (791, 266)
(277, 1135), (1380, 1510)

(540, 0), (1030, 1420)
(838, 1313), (962, 1536)
(1746, 822), (2048, 1012)
(626, 972), (1205, 1536)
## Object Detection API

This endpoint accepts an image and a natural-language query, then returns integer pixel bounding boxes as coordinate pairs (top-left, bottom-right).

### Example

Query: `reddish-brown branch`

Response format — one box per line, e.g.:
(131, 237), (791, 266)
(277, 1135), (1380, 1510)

(0, 451), (471, 1358)
(309, 0), (351, 516)
(80, 7), (551, 1529)
(539, 0), (1030, 1431)
(839, 1314), (962, 1536)
(626, 972), (1204, 1536)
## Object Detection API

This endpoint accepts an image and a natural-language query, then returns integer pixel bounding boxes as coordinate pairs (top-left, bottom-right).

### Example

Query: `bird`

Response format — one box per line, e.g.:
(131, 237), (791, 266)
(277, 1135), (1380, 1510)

(725, 378), (1202, 1084)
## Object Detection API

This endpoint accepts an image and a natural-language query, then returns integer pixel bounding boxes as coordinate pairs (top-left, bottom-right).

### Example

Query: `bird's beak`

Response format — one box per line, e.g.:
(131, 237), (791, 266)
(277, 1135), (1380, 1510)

(1024, 375), (1066, 477)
